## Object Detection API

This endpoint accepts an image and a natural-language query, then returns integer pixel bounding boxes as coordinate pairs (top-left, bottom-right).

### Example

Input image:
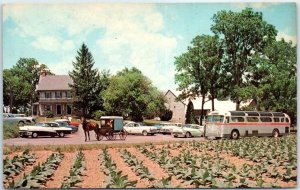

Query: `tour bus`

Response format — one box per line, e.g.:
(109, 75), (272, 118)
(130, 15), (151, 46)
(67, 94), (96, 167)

(205, 111), (290, 139)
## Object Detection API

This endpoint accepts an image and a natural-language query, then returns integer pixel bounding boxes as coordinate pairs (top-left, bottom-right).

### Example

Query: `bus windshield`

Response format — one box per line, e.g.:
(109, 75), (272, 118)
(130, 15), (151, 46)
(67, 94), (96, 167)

(207, 115), (224, 123)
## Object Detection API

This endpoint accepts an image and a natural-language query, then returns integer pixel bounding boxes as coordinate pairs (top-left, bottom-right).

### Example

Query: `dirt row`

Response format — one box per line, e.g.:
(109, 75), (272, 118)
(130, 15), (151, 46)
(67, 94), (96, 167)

(3, 145), (297, 188)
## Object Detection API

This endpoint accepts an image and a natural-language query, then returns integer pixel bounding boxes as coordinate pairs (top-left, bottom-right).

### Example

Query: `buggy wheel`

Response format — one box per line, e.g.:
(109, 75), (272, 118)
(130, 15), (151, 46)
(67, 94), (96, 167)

(95, 133), (104, 141)
(119, 130), (127, 140)
(107, 132), (116, 140)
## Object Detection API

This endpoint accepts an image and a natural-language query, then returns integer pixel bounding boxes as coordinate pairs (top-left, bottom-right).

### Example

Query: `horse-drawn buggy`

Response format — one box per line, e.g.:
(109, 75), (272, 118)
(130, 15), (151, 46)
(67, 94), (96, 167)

(98, 116), (127, 140)
(82, 116), (127, 141)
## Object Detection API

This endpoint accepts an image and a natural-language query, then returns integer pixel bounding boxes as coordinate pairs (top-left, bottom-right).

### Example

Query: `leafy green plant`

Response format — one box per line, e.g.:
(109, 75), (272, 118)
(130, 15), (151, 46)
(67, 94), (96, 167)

(10, 152), (64, 188)
(100, 149), (137, 188)
(61, 151), (86, 188)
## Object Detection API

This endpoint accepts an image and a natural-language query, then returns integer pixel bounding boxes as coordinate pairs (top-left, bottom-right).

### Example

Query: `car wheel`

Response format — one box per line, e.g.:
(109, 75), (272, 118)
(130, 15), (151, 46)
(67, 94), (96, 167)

(58, 132), (65, 138)
(185, 132), (191, 138)
(32, 132), (38, 138)
(173, 135), (178, 138)
(142, 130), (148, 136)
(51, 134), (56, 138)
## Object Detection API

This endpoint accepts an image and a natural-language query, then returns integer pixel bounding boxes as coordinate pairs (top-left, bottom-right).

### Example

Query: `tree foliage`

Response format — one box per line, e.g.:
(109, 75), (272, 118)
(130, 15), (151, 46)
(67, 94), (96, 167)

(103, 67), (165, 122)
(3, 58), (52, 113)
(160, 109), (173, 121)
(175, 35), (223, 125)
(69, 43), (107, 117)
(211, 8), (277, 110)
(185, 100), (196, 124)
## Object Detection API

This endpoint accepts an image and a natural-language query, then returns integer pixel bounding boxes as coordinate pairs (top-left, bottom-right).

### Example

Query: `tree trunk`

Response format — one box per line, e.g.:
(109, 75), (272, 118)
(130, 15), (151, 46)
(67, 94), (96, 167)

(9, 92), (13, 113)
(200, 95), (205, 126)
(211, 95), (215, 111)
(235, 100), (240, 111)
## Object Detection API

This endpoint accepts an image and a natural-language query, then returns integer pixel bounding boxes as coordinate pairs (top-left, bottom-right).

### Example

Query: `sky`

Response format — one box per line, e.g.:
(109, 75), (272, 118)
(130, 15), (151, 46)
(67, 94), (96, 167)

(3, 2), (297, 91)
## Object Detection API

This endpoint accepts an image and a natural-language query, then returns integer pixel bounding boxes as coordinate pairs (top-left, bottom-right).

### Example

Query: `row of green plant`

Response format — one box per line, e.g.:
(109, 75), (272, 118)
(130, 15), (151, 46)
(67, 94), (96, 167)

(3, 149), (36, 180)
(9, 152), (64, 188)
(61, 151), (86, 188)
(119, 149), (155, 181)
(165, 138), (297, 184)
(100, 149), (137, 188)
(139, 142), (284, 188)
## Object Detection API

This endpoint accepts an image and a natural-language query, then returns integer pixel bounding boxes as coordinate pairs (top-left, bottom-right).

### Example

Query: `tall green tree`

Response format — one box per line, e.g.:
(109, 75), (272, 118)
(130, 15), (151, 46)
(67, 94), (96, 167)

(69, 43), (102, 117)
(175, 35), (223, 125)
(240, 39), (296, 123)
(103, 67), (165, 122)
(211, 8), (277, 110)
(3, 58), (51, 113)
(185, 100), (196, 124)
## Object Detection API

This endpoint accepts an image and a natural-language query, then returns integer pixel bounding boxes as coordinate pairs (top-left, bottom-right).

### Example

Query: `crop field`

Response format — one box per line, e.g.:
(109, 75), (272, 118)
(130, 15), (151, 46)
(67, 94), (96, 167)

(3, 135), (297, 188)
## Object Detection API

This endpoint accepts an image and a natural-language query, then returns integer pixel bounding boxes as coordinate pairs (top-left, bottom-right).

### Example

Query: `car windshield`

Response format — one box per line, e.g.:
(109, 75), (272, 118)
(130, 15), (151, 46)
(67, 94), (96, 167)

(183, 124), (191, 128)
(36, 123), (44, 126)
(207, 115), (224, 123)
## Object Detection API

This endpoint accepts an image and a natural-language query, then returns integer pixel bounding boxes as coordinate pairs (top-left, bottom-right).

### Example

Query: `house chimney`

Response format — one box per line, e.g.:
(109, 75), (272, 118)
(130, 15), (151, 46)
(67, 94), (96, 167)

(40, 70), (47, 77)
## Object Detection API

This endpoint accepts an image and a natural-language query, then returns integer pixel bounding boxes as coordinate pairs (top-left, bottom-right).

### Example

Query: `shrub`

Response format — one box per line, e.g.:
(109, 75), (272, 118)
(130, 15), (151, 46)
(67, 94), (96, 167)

(160, 109), (173, 121)
(92, 110), (105, 120)
(3, 124), (19, 139)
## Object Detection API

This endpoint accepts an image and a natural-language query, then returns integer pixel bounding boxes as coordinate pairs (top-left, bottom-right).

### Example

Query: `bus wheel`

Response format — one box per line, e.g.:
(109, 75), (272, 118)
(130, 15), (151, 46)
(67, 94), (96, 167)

(272, 129), (279, 138)
(231, 130), (240, 140)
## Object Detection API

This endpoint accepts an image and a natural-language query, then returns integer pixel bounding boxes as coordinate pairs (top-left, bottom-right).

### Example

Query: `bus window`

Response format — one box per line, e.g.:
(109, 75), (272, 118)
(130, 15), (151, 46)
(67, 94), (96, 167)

(231, 117), (244, 122)
(281, 118), (285, 122)
(226, 117), (230, 123)
(247, 117), (259, 122)
(261, 117), (272, 122)
(274, 118), (280, 122)
(285, 118), (290, 123)
(207, 115), (224, 123)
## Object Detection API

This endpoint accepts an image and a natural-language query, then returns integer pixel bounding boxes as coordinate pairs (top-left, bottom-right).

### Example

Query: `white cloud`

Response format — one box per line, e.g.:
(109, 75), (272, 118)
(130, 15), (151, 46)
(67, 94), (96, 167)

(232, 2), (280, 10)
(276, 32), (297, 45)
(46, 55), (74, 75)
(4, 3), (179, 90)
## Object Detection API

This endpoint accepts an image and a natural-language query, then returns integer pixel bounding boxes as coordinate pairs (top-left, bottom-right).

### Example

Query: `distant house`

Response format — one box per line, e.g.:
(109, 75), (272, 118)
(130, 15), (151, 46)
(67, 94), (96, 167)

(164, 90), (186, 123)
(32, 71), (77, 117)
(164, 89), (242, 124)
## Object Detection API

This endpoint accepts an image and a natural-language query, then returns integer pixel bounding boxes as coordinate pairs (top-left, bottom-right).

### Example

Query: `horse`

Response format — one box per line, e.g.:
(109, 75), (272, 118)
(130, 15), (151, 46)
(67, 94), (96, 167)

(81, 117), (101, 141)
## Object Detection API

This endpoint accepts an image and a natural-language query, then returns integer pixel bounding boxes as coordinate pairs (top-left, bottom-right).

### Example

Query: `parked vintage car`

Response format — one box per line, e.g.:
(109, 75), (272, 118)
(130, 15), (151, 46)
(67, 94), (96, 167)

(159, 122), (182, 134)
(55, 121), (78, 132)
(13, 114), (37, 124)
(19, 122), (72, 138)
(123, 122), (157, 136)
(3, 113), (32, 126)
(172, 124), (204, 138)
(55, 119), (80, 127)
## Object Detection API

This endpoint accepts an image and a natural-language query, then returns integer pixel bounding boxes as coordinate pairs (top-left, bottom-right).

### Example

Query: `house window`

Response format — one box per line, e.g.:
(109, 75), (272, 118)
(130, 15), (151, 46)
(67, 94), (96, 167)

(51, 92), (55, 99)
(66, 91), (72, 99)
(40, 92), (45, 99)
(45, 92), (51, 99)
(55, 91), (62, 99)
(62, 92), (66, 98)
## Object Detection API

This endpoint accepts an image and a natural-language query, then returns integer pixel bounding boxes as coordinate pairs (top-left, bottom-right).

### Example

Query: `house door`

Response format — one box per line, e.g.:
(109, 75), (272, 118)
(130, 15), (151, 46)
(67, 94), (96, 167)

(57, 105), (62, 115)
(67, 105), (72, 115)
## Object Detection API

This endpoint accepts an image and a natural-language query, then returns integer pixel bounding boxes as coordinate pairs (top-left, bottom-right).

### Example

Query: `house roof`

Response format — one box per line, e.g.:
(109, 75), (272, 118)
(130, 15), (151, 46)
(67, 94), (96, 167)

(164, 90), (186, 106)
(36, 75), (73, 91)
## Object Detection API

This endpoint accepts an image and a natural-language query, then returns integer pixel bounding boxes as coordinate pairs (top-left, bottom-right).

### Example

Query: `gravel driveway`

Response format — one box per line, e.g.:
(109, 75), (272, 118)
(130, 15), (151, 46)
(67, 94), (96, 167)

(4, 125), (205, 146)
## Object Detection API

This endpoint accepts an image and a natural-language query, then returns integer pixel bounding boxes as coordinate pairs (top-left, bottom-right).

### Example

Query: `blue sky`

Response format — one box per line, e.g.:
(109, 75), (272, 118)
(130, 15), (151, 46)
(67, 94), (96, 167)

(3, 3), (297, 91)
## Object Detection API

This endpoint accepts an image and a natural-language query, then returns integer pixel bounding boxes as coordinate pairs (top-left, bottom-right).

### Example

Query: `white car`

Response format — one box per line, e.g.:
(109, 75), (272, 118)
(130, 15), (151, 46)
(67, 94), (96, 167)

(159, 123), (182, 134)
(172, 124), (204, 138)
(13, 114), (37, 124)
(19, 122), (72, 138)
(123, 122), (157, 136)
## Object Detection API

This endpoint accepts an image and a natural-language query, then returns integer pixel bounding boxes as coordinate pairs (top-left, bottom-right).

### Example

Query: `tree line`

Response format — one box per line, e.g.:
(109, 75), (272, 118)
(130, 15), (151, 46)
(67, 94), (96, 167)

(3, 44), (170, 122)
(175, 8), (297, 125)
